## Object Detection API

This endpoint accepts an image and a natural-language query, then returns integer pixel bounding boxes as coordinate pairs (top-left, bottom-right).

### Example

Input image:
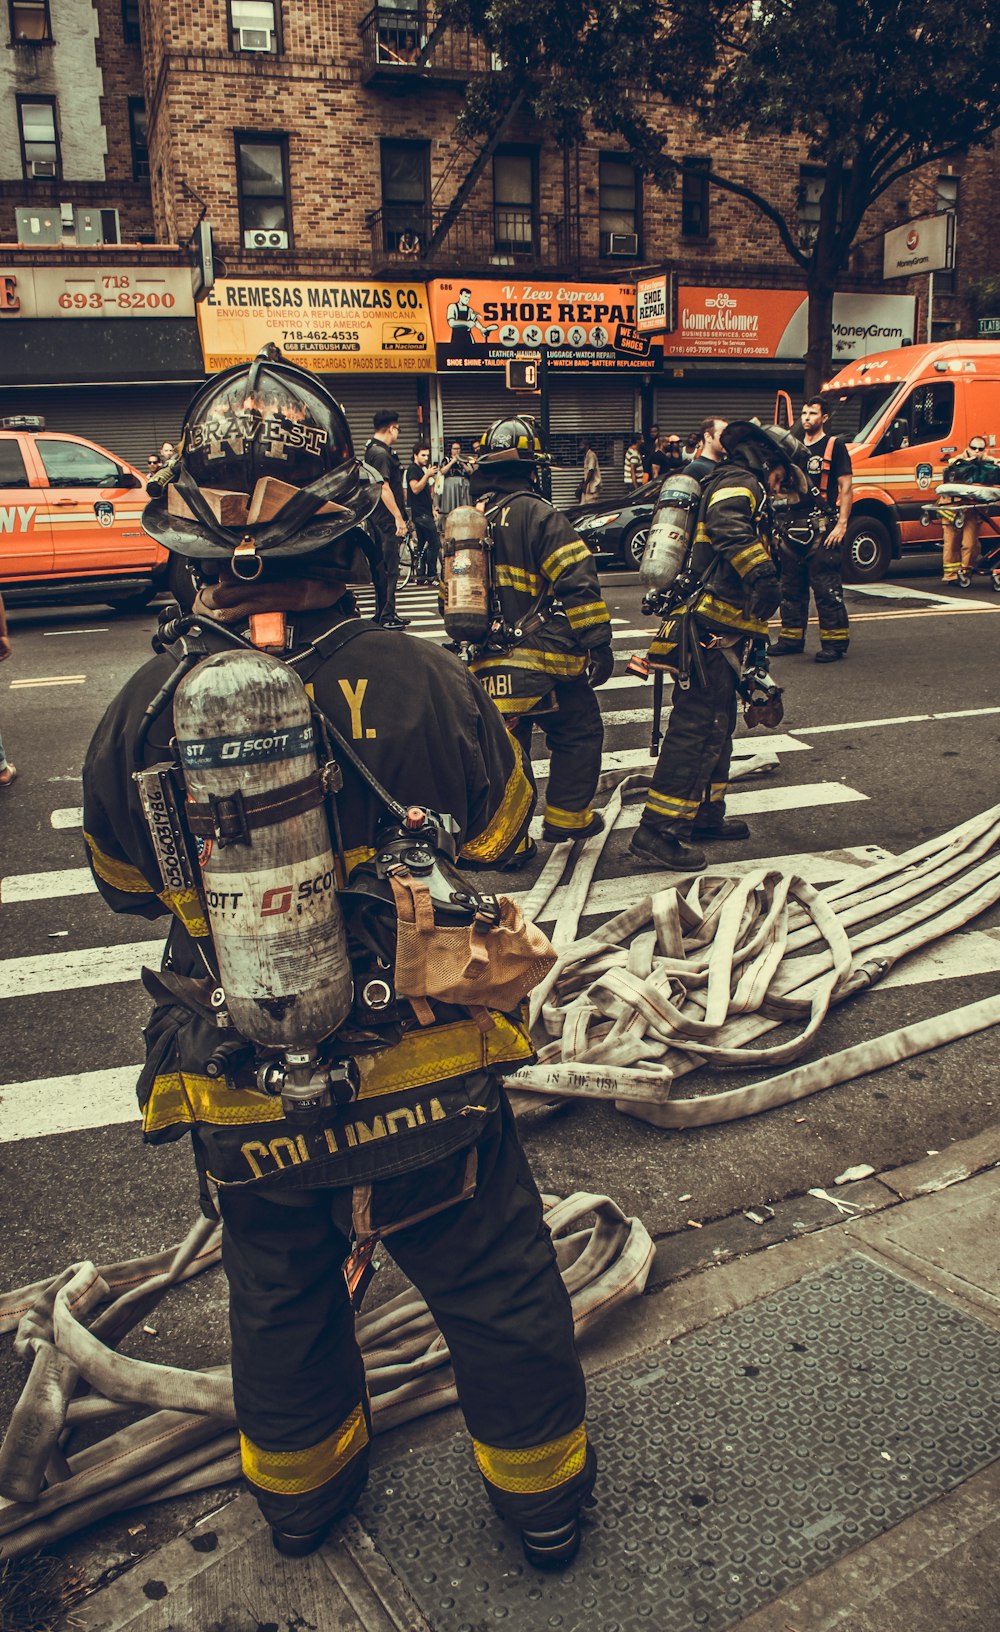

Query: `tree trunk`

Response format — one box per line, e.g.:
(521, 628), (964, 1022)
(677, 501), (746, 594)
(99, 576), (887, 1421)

(803, 271), (835, 395)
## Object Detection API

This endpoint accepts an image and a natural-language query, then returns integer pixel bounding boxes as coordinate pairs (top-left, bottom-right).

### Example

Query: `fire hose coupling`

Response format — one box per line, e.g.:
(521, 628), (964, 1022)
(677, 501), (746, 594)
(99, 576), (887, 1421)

(258, 1049), (360, 1124)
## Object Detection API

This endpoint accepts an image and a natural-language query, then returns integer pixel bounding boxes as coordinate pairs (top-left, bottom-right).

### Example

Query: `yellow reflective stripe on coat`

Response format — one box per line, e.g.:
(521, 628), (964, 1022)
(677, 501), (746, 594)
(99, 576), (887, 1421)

(84, 832), (156, 896)
(494, 563), (544, 596)
(564, 599), (610, 631)
(540, 539), (591, 582)
(242, 1403), (369, 1496)
(473, 650), (587, 679)
(706, 485), (758, 511)
(473, 1423), (588, 1495)
(543, 802), (593, 831)
(729, 541), (772, 578)
(460, 756), (534, 863)
(142, 1012), (534, 1134)
(693, 593), (768, 635)
(162, 888), (210, 939)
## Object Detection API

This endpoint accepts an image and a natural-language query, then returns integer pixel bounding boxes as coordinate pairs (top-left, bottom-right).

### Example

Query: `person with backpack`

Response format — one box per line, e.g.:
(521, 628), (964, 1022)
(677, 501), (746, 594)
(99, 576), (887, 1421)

(770, 396), (853, 663)
(81, 352), (597, 1574)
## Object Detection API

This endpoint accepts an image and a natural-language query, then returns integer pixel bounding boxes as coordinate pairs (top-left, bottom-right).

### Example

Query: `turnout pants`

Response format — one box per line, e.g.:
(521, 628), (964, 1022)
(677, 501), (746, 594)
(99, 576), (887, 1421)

(413, 516), (441, 582)
(640, 641), (738, 835)
(510, 673), (604, 836)
(218, 1094), (593, 1538)
(776, 542), (849, 654)
(941, 515), (982, 579)
(363, 525), (401, 621)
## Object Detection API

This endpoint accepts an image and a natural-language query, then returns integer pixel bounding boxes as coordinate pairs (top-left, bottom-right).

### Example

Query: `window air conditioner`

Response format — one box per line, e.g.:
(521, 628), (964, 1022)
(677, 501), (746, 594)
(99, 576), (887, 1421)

(30, 159), (57, 179)
(603, 231), (639, 257)
(239, 26), (271, 50)
(244, 228), (289, 249)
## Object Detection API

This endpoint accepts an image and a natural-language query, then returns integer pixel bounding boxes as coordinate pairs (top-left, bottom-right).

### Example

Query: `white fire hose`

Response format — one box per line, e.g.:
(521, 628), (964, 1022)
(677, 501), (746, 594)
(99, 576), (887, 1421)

(507, 784), (1000, 1126)
(0, 1195), (652, 1558)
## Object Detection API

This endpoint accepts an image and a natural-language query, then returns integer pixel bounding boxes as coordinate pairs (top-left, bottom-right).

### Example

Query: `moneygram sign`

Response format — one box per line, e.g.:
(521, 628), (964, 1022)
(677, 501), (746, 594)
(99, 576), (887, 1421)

(883, 214), (955, 280)
(662, 286), (915, 362)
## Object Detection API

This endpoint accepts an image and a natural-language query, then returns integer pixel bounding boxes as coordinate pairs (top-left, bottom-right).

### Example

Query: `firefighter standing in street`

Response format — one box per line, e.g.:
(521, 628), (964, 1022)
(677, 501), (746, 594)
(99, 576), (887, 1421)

(628, 421), (786, 873)
(770, 396), (853, 663)
(467, 416), (614, 851)
(81, 355), (596, 1570)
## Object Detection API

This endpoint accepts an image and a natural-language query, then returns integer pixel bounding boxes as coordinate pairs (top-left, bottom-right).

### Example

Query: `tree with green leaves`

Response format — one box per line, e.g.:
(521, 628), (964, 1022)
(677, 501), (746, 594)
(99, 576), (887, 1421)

(444, 0), (1000, 390)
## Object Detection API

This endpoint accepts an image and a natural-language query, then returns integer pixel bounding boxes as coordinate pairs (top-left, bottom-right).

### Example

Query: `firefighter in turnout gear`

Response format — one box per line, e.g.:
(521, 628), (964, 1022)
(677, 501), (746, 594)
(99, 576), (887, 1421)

(468, 415), (614, 850)
(629, 421), (786, 874)
(81, 354), (596, 1571)
(770, 397), (853, 662)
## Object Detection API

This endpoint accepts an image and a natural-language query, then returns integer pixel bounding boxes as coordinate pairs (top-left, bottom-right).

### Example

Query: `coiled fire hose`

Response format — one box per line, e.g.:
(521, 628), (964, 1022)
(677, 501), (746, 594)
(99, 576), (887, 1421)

(506, 787), (1000, 1126)
(0, 1194), (652, 1558)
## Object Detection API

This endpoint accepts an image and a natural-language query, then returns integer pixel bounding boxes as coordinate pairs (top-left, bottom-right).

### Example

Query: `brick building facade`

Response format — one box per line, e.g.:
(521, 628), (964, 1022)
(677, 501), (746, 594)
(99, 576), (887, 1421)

(1, 0), (997, 477)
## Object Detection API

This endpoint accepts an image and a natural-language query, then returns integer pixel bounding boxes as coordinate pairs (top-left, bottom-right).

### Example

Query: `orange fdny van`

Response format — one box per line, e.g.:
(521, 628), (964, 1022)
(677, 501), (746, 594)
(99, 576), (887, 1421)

(820, 340), (1000, 581)
(0, 417), (170, 611)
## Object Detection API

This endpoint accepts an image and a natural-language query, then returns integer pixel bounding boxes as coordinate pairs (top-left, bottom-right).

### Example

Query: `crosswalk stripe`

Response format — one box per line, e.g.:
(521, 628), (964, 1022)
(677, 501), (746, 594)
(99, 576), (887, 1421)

(0, 940), (163, 999)
(849, 581), (998, 612)
(0, 1066), (140, 1143)
(527, 780), (866, 838)
(2, 867), (94, 904)
(51, 808), (83, 829)
(530, 737), (811, 783)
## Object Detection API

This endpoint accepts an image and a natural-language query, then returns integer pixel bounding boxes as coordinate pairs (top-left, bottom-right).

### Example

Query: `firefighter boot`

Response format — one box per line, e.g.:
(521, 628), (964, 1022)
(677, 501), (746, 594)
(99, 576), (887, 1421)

(628, 823), (706, 872)
(521, 1517), (582, 1571)
(542, 810), (605, 844)
(691, 815), (751, 840)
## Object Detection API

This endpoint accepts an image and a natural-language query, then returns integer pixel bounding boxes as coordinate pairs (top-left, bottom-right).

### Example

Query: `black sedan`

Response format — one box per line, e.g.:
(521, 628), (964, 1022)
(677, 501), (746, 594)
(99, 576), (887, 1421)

(564, 480), (662, 569)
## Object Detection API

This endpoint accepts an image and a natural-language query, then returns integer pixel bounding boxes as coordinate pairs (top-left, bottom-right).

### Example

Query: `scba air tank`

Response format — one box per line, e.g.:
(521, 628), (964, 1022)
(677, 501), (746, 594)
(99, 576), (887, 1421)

(639, 473), (703, 591)
(173, 649), (353, 1050)
(441, 505), (491, 644)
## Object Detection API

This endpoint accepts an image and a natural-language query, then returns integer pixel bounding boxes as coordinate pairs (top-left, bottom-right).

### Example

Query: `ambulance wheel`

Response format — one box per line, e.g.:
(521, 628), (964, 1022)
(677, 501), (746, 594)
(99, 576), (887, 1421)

(623, 522), (649, 569)
(842, 517), (891, 583)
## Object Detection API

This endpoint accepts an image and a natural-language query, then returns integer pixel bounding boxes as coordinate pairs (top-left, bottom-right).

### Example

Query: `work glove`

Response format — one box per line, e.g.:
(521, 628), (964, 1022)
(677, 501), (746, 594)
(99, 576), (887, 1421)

(747, 573), (780, 621)
(586, 644), (615, 688)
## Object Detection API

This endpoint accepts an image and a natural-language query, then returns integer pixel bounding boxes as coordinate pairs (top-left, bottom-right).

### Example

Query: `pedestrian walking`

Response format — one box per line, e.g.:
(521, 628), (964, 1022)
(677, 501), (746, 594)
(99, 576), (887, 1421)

(406, 443), (442, 584)
(628, 422), (784, 873)
(363, 409), (410, 629)
(0, 589), (14, 788)
(468, 415), (614, 853)
(438, 440), (474, 514)
(579, 438), (602, 503)
(623, 434), (644, 488)
(770, 396), (853, 663)
(82, 350), (596, 1574)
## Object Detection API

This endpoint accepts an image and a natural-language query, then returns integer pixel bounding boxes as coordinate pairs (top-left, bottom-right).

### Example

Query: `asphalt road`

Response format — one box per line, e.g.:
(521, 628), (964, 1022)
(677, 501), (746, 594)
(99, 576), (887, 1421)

(2, 550), (999, 1422)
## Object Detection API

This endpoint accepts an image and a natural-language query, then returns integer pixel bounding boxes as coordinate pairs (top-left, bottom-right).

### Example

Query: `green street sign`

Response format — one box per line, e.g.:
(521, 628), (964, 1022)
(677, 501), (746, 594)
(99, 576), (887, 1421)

(977, 316), (1000, 336)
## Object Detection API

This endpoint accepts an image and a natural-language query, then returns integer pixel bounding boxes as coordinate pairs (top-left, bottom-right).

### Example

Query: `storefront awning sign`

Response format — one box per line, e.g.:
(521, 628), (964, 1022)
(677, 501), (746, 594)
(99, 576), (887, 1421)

(196, 280), (436, 372)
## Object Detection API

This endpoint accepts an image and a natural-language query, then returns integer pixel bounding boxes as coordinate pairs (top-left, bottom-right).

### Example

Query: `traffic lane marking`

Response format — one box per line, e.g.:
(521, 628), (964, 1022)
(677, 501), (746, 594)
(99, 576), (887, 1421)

(0, 940), (163, 999)
(795, 705), (1000, 736)
(43, 628), (109, 637)
(1, 867), (95, 903)
(51, 808), (83, 828)
(530, 738), (811, 781)
(0, 1066), (139, 1143)
(9, 675), (87, 688)
(848, 582), (998, 611)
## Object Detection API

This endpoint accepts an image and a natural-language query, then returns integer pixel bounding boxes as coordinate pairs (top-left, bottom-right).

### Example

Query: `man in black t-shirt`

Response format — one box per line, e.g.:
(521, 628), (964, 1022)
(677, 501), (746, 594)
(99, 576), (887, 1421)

(771, 397), (853, 664)
(406, 443), (441, 585)
(363, 409), (409, 629)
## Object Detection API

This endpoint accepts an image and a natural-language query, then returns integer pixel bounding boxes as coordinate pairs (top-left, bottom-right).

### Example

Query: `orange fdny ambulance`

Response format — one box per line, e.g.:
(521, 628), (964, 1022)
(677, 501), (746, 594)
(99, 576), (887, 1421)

(0, 416), (171, 611)
(820, 340), (1000, 581)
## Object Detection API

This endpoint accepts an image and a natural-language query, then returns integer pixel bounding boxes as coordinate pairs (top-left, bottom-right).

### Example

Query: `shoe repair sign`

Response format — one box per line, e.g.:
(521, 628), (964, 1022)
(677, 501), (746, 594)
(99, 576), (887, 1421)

(427, 279), (656, 370)
(196, 280), (435, 372)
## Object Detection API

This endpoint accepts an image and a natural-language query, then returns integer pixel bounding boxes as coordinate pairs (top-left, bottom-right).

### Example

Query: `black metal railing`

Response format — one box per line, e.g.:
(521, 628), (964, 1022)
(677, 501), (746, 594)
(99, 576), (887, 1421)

(359, 5), (492, 82)
(368, 206), (577, 270)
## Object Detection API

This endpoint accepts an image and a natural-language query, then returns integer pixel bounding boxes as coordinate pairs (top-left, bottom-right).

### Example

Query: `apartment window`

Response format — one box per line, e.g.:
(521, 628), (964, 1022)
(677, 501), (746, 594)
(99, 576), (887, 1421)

(236, 135), (291, 237)
(934, 174), (959, 293)
(10, 0), (51, 42)
(599, 154), (640, 256)
(18, 97), (59, 180)
(380, 139), (430, 254)
(230, 0), (280, 53)
(129, 99), (149, 182)
(493, 148), (536, 255)
(375, 0), (425, 66)
(121, 0), (140, 45)
(681, 157), (710, 238)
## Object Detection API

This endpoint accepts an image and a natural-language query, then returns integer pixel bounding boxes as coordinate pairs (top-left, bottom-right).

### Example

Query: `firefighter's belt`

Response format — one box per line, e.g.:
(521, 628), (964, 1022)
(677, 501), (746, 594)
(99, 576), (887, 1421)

(185, 768), (326, 844)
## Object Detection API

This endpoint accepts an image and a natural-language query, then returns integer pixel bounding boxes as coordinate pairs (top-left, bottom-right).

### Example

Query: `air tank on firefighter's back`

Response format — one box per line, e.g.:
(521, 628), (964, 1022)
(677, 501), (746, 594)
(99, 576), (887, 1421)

(638, 473), (703, 592)
(173, 649), (353, 1049)
(441, 505), (491, 644)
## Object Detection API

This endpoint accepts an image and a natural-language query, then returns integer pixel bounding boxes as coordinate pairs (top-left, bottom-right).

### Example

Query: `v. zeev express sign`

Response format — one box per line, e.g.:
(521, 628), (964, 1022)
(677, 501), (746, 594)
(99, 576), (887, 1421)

(427, 279), (654, 369)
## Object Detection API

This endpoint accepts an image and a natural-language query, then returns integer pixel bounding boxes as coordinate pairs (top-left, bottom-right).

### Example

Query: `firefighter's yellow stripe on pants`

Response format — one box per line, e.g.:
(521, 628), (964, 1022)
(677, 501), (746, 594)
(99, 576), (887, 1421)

(543, 802), (593, 831)
(242, 1402), (369, 1495)
(819, 628), (850, 642)
(473, 1423), (588, 1495)
(709, 782), (726, 803)
(644, 789), (699, 820)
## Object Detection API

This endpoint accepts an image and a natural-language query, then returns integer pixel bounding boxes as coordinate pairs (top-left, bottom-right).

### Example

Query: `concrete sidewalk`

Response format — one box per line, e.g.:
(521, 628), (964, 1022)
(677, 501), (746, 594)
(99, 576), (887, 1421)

(69, 1130), (1000, 1632)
